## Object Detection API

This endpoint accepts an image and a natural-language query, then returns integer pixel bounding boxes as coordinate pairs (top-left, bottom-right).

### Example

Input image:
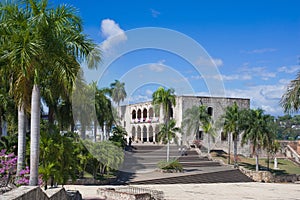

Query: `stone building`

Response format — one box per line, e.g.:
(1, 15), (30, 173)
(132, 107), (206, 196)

(120, 95), (251, 156)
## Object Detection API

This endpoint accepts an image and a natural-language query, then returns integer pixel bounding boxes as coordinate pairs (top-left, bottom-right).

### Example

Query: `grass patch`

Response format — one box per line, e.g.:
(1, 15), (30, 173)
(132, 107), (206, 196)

(211, 151), (300, 175)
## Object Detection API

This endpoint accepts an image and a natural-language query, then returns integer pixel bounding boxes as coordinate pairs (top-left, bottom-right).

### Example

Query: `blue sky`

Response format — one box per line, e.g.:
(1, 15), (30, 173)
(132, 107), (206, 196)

(53, 0), (300, 116)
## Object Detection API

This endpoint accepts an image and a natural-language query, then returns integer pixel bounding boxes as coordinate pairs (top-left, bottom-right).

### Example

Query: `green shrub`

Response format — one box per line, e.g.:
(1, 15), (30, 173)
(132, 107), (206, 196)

(157, 159), (183, 172)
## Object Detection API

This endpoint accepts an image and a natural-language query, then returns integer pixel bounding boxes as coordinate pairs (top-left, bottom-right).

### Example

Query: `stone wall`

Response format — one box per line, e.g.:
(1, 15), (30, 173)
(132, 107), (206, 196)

(179, 96), (251, 156)
(1, 186), (81, 200)
(239, 166), (300, 183)
(97, 188), (151, 200)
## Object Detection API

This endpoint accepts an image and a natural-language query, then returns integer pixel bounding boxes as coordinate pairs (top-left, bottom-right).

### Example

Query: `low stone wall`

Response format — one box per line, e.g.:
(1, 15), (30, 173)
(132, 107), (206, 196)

(97, 188), (151, 200)
(239, 167), (274, 183)
(239, 166), (300, 183)
(1, 186), (82, 200)
(274, 174), (300, 183)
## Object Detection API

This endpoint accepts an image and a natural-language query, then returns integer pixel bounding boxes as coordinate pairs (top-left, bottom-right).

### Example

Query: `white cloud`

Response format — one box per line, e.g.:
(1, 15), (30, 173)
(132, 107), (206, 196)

(195, 56), (223, 68)
(100, 19), (127, 52)
(150, 9), (160, 18)
(225, 84), (286, 115)
(243, 48), (277, 54)
(278, 65), (300, 74)
(148, 60), (166, 72)
(239, 66), (276, 80)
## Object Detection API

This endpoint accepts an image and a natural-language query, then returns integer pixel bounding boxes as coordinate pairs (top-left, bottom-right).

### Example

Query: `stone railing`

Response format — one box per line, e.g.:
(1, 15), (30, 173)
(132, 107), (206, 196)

(285, 145), (300, 164)
(97, 186), (164, 200)
(1, 186), (82, 200)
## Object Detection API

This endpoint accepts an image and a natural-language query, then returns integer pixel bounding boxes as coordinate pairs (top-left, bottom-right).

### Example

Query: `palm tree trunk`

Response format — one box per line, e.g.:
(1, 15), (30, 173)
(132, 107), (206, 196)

(207, 134), (210, 154)
(167, 139), (170, 162)
(81, 124), (86, 139)
(0, 114), (3, 137)
(29, 84), (41, 186)
(228, 133), (231, 164)
(17, 104), (26, 175)
(233, 135), (238, 168)
(93, 120), (97, 142)
(255, 153), (259, 171)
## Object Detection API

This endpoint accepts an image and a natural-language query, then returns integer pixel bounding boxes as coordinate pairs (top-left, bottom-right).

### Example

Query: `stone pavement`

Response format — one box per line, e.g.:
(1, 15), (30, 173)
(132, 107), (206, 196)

(64, 182), (300, 200)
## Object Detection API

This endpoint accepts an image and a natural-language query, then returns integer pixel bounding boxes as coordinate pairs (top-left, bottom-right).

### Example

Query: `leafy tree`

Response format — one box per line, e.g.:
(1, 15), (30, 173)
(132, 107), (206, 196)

(0, 0), (100, 185)
(152, 87), (176, 162)
(83, 140), (124, 176)
(109, 125), (127, 148)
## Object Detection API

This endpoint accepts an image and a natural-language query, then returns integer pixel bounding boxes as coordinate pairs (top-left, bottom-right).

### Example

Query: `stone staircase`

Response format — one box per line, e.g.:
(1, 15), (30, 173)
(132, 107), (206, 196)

(115, 145), (253, 184)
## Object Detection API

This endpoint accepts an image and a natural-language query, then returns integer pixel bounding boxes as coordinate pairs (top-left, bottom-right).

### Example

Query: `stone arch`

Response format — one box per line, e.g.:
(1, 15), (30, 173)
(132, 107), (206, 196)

(143, 108), (147, 121)
(132, 126), (136, 141)
(137, 109), (142, 120)
(132, 110), (136, 119)
(142, 126), (147, 142)
(149, 126), (154, 142)
(137, 126), (141, 141)
(208, 107), (213, 116)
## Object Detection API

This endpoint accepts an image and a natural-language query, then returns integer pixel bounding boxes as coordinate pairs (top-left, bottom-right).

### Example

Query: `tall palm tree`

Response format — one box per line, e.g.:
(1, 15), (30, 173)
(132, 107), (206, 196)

(281, 71), (300, 113)
(152, 86), (176, 162)
(182, 105), (202, 144)
(0, 1), (36, 176)
(198, 105), (214, 154)
(222, 102), (242, 167)
(261, 114), (277, 170)
(110, 80), (126, 121)
(95, 88), (114, 141)
(241, 109), (267, 171)
(1, 0), (100, 185)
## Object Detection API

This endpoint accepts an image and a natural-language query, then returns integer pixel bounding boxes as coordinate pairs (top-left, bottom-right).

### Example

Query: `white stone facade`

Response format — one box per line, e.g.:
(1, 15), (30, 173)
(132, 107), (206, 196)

(120, 95), (251, 156)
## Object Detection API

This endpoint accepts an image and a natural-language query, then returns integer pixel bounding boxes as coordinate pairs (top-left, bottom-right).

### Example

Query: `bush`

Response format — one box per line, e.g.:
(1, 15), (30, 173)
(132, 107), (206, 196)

(157, 159), (183, 172)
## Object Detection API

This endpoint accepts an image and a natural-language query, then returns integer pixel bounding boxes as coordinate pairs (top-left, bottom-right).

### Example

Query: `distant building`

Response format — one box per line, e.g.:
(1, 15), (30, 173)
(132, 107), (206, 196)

(120, 95), (251, 156)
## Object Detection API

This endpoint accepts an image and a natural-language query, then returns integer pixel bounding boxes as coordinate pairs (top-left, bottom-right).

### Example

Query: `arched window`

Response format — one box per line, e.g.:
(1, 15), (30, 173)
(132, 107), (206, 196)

(132, 110), (136, 119)
(143, 108), (147, 121)
(137, 109), (142, 120)
(208, 107), (213, 116)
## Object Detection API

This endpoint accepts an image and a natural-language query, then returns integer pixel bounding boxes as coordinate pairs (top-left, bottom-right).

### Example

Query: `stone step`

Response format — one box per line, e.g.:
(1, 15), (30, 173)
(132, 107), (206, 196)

(130, 169), (253, 184)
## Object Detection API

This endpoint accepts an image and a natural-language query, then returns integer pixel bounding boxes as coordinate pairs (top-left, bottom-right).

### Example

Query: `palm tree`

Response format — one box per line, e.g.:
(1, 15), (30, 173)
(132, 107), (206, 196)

(241, 109), (267, 171)
(95, 88), (114, 140)
(261, 114), (278, 170)
(110, 80), (127, 120)
(222, 102), (242, 167)
(0, 1), (35, 176)
(152, 86), (176, 162)
(198, 105), (214, 154)
(157, 119), (180, 145)
(281, 71), (300, 113)
(1, 0), (100, 185)
(182, 105), (202, 145)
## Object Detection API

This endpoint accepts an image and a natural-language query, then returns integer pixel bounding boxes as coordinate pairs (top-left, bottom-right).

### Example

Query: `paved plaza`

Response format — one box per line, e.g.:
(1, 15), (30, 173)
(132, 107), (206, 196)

(65, 182), (300, 200)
